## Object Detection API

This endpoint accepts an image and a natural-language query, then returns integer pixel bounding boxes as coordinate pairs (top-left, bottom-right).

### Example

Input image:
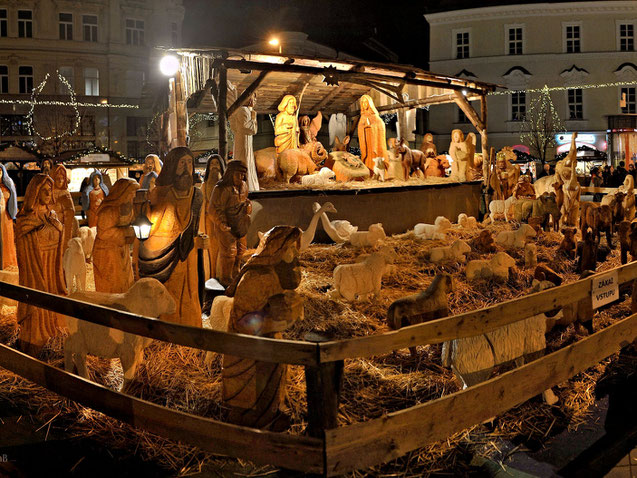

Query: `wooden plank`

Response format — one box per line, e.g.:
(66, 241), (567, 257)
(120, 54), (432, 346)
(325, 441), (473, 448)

(580, 187), (616, 194)
(324, 313), (637, 476)
(227, 70), (269, 118)
(453, 90), (485, 132)
(0, 344), (324, 474)
(319, 261), (637, 362)
(218, 67), (228, 159)
(0, 281), (317, 366)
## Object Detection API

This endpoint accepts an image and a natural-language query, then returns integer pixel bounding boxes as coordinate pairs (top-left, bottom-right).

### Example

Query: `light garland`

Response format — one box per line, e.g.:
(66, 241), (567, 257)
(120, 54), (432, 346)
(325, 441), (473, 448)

(490, 80), (637, 95)
(519, 85), (566, 163)
(0, 99), (140, 108)
(26, 71), (81, 142)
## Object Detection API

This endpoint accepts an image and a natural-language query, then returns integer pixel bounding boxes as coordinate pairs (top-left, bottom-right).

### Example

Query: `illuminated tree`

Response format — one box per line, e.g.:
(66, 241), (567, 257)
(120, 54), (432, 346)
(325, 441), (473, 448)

(519, 85), (566, 164)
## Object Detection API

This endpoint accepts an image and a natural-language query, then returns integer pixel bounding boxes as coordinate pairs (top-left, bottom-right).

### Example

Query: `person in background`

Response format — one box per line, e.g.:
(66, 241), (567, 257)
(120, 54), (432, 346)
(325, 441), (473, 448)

(628, 162), (637, 182)
(602, 165), (612, 187)
(536, 162), (551, 180)
(590, 167), (603, 202)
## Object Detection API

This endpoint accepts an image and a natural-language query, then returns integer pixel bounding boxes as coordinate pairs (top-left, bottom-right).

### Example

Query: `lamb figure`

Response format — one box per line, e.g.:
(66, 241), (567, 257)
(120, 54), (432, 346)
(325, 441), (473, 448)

(457, 213), (478, 229)
(372, 157), (386, 182)
(332, 246), (397, 301)
(414, 216), (452, 240)
(495, 223), (536, 249)
(348, 223), (386, 248)
(466, 252), (516, 281)
(488, 196), (517, 223)
(524, 243), (537, 268)
(63, 237), (86, 293)
(79, 226), (96, 262)
(429, 239), (471, 264)
(300, 167), (336, 187)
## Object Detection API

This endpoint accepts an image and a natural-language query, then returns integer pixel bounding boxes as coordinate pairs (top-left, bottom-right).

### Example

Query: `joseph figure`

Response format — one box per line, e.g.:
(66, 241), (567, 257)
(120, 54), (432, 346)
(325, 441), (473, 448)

(137, 147), (204, 327)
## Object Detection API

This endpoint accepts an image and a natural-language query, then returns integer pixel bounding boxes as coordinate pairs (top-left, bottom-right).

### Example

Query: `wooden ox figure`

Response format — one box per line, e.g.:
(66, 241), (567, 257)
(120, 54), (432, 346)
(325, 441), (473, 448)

(397, 138), (426, 178)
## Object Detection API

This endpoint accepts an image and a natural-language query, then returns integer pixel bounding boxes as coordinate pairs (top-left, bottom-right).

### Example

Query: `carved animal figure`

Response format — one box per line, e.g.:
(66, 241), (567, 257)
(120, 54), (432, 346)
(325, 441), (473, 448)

(397, 138), (426, 178)
(79, 226), (96, 262)
(0, 270), (18, 307)
(300, 167), (335, 187)
(580, 202), (601, 242)
(349, 223), (386, 248)
(547, 270), (595, 334)
(620, 175), (635, 220)
(466, 252), (516, 281)
(525, 243), (537, 268)
(315, 202), (357, 243)
(630, 222), (637, 262)
(255, 147), (278, 180)
(457, 213), (478, 229)
(534, 265), (563, 286)
(469, 230), (496, 253)
(278, 148), (318, 183)
(63, 237), (86, 293)
(488, 196), (517, 223)
(495, 223), (536, 249)
(64, 278), (176, 390)
(618, 220), (631, 264)
(577, 228), (598, 273)
(332, 247), (397, 301)
(386, 273), (453, 356)
(513, 193), (561, 231)
(557, 227), (578, 259)
(385, 139), (405, 181)
(332, 135), (350, 152)
(414, 216), (452, 240)
(601, 191), (627, 226)
(423, 155), (449, 178)
(429, 239), (471, 264)
(203, 295), (234, 365)
(300, 202), (338, 252)
(372, 157), (386, 182)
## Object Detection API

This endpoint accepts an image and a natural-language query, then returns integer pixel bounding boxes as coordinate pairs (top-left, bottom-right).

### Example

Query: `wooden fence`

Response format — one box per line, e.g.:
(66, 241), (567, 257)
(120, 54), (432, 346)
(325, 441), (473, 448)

(0, 261), (636, 476)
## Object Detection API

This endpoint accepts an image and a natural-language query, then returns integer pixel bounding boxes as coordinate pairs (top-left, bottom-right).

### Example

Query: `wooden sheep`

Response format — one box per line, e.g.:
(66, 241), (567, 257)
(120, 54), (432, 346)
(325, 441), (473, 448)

(429, 239), (471, 264)
(466, 252), (516, 281)
(387, 273), (453, 356)
(0, 270), (19, 307)
(457, 213), (478, 229)
(414, 216), (452, 240)
(557, 227), (577, 259)
(372, 157), (386, 182)
(470, 230), (496, 253)
(524, 243), (537, 268)
(488, 196), (517, 223)
(64, 278), (176, 390)
(349, 223), (386, 248)
(79, 226), (96, 262)
(278, 148), (318, 183)
(332, 247), (397, 301)
(618, 220), (631, 264)
(203, 295), (234, 365)
(63, 237), (86, 293)
(300, 167), (335, 187)
(495, 223), (536, 249)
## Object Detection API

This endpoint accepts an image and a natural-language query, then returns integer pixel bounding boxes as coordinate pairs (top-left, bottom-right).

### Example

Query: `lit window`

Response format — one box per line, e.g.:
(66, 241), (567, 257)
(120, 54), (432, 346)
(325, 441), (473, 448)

(19, 66), (33, 94)
(58, 66), (74, 91)
(0, 65), (7, 94)
(456, 30), (469, 59)
(84, 67), (99, 96)
(59, 13), (73, 40)
(83, 15), (98, 42)
(511, 91), (526, 121)
(126, 19), (144, 46)
(508, 27), (523, 55)
(621, 87), (636, 114)
(0, 9), (7, 38)
(567, 89), (583, 120)
(565, 24), (580, 53)
(619, 23), (634, 52)
(18, 10), (33, 38)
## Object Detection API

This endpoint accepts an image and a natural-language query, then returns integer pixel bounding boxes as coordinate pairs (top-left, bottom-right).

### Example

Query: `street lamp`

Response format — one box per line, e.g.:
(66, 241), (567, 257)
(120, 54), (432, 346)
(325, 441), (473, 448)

(159, 55), (180, 77)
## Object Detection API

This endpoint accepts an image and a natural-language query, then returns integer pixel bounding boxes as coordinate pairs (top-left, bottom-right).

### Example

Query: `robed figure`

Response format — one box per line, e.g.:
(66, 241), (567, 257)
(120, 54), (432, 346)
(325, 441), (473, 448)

(16, 174), (66, 355)
(93, 178), (139, 293)
(358, 94), (388, 171)
(274, 95), (299, 157)
(51, 164), (77, 253)
(83, 171), (109, 228)
(201, 154), (225, 280)
(139, 154), (162, 191)
(137, 147), (203, 327)
(0, 163), (18, 268)
(228, 86), (260, 192)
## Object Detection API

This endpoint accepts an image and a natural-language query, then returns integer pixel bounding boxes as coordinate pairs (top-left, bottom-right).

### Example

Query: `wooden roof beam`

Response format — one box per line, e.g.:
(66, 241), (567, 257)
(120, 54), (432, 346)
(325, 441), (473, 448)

(227, 70), (270, 117)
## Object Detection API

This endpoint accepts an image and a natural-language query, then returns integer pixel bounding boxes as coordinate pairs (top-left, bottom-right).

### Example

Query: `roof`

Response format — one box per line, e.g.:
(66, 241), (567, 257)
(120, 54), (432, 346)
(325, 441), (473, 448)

(167, 47), (500, 116)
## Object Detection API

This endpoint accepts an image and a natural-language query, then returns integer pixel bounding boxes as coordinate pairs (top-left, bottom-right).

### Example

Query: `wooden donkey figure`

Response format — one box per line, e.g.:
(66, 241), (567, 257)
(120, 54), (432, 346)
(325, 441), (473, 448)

(397, 138), (426, 179)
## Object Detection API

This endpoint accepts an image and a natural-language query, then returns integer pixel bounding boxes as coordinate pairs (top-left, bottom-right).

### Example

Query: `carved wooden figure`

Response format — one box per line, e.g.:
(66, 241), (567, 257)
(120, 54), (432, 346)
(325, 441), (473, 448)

(348, 223), (386, 248)
(469, 230), (496, 253)
(202, 154), (225, 279)
(577, 228), (598, 273)
(332, 246), (396, 301)
(0, 163), (18, 268)
(300, 167), (335, 187)
(423, 154), (449, 178)
(277, 148), (318, 183)
(51, 165), (76, 254)
(419, 132), (437, 158)
(618, 220), (631, 264)
(83, 171), (109, 228)
(620, 174), (635, 221)
(429, 239), (471, 263)
(299, 202), (337, 252)
(397, 138), (425, 178)
(414, 216), (452, 240)
(387, 273), (453, 356)
(560, 159), (580, 228)
(512, 175), (536, 199)
(525, 243), (537, 268)
(16, 174), (66, 355)
(274, 95), (300, 157)
(489, 147), (520, 200)
(557, 227), (578, 259)
(316, 202), (357, 243)
(495, 223), (536, 249)
(629, 222), (637, 262)
(229, 90), (260, 191)
(63, 237), (86, 293)
(449, 129), (475, 182)
(548, 271), (595, 335)
(358, 94), (388, 171)
(222, 226), (304, 430)
(488, 196), (517, 223)
(139, 154), (162, 191)
(465, 252), (516, 281)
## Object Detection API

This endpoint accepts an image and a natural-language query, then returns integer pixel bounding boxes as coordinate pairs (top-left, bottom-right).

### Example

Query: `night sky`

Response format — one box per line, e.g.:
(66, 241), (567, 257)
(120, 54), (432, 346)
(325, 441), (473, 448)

(182, 0), (586, 68)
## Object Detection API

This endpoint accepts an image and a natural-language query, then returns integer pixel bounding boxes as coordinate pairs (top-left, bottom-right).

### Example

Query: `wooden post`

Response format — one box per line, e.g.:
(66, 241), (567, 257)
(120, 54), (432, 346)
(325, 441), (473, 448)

(175, 71), (188, 147)
(218, 67), (228, 160)
(480, 95), (489, 183)
(304, 332), (343, 438)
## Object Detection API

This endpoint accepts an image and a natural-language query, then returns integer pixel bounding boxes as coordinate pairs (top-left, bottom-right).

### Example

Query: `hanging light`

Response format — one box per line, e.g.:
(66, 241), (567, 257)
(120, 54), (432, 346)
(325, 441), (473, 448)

(132, 210), (152, 241)
(159, 55), (180, 77)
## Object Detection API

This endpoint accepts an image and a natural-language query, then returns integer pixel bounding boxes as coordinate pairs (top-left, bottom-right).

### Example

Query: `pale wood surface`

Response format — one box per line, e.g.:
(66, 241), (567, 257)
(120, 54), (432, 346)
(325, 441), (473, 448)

(324, 313), (637, 476)
(0, 343), (324, 473)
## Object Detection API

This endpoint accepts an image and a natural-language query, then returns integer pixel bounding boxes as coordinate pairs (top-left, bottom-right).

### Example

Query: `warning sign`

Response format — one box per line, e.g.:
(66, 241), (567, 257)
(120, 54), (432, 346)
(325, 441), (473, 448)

(592, 270), (619, 309)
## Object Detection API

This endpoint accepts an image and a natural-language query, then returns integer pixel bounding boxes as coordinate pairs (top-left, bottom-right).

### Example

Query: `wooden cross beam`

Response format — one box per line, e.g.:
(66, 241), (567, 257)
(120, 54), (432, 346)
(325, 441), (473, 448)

(453, 90), (485, 132)
(226, 70), (270, 118)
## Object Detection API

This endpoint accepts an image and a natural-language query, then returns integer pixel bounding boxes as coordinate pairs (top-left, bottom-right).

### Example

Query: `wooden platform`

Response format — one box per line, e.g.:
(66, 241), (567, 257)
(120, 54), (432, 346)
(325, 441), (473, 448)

(247, 181), (482, 247)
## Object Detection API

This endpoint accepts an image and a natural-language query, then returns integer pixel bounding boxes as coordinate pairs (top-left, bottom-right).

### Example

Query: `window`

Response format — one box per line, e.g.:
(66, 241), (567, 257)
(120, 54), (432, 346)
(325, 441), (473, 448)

(621, 87), (636, 114)
(125, 19), (144, 46)
(511, 91), (526, 121)
(619, 23), (635, 52)
(83, 15), (98, 42)
(58, 66), (74, 91)
(0, 115), (30, 136)
(125, 70), (145, 97)
(59, 13), (73, 40)
(457, 107), (469, 124)
(567, 89), (583, 120)
(81, 115), (95, 136)
(564, 24), (580, 53)
(0, 66), (7, 93)
(507, 26), (523, 55)
(18, 10), (33, 38)
(455, 30), (470, 59)
(171, 22), (178, 46)
(0, 9), (7, 37)
(126, 117), (148, 137)
(18, 66), (33, 94)
(84, 67), (99, 96)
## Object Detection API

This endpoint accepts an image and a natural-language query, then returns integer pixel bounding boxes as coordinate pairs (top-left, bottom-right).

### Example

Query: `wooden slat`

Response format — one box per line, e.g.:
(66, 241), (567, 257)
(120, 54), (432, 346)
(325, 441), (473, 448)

(0, 344), (324, 473)
(324, 313), (637, 476)
(580, 187), (616, 194)
(319, 261), (637, 363)
(0, 281), (317, 366)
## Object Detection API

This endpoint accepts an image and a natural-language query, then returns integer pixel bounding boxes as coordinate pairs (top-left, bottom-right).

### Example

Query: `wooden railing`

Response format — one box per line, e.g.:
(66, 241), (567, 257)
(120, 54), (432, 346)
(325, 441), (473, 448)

(0, 261), (636, 476)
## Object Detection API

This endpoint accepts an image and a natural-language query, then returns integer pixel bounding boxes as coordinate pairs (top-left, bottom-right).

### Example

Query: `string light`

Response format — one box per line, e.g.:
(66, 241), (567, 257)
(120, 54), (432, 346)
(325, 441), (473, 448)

(519, 85), (566, 163)
(490, 80), (637, 95)
(0, 99), (139, 108)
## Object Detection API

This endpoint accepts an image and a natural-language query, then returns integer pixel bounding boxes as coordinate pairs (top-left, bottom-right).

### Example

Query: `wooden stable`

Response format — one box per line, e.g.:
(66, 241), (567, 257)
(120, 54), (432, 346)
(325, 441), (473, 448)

(0, 261), (635, 476)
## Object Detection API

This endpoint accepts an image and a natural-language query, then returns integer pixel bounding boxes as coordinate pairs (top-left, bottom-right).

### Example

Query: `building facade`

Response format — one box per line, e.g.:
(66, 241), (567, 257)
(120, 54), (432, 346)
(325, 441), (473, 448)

(0, 0), (184, 160)
(426, 1), (637, 164)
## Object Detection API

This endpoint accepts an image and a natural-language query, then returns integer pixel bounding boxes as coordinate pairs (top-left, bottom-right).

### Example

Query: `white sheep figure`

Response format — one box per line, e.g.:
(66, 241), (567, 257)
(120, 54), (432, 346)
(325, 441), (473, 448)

(63, 237), (86, 293)
(457, 213), (478, 229)
(488, 196), (517, 223)
(300, 167), (336, 187)
(64, 278), (176, 390)
(496, 223), (536, 249)
(79, 226), (97, 262)
(414, 216), (452, 240)
(429, 239), (472, 264)
(0, 270), (19, 307)
(524, 243), (538, 268)
(372, 157), (386, 182)
(203, 295), (234, 365)
(466, 252), (516, 281)
(349, 223), (386, 248)
(332, 246), (397, 301)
